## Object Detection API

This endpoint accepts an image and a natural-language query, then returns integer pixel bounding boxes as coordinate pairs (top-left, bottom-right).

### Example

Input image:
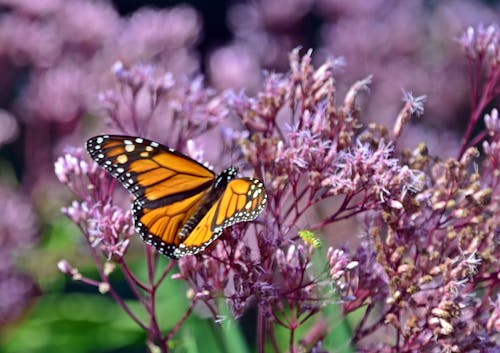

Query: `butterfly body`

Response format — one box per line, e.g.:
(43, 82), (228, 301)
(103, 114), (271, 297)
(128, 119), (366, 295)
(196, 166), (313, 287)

(86, 135), (266, 259)
(178, 167), (237, 240)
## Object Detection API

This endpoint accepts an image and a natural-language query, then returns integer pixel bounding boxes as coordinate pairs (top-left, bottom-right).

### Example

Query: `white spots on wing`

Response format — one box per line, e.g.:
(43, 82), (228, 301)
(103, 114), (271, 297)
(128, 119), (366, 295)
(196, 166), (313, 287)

(135, 138), (143, 143)
(125, 144), (135, 152)
(116, 154), (128, 164)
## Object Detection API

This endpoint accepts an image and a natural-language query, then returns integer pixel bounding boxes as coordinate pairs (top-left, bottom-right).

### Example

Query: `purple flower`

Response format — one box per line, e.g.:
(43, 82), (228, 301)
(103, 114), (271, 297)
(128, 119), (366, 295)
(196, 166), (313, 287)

(56, 148), (133, 260)
(0, 185), (37, 272)
(0, 184), (38, 325)
(0, 272), (38, 325)
(0, 110), (19, 147)
(64, 201), (133, 260)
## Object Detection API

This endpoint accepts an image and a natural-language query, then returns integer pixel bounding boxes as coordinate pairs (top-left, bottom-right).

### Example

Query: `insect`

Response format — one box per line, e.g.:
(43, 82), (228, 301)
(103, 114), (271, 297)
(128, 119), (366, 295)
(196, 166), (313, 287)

(86, 135), (267, 259)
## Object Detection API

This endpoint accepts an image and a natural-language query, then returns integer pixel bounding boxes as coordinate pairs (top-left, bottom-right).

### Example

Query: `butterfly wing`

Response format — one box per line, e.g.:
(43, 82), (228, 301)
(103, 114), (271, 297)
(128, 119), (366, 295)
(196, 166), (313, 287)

(86, 135), (215, 202)
(133, 193), (206, 257)
(175, 178), (267, 258)
(86, 135), (215, 256)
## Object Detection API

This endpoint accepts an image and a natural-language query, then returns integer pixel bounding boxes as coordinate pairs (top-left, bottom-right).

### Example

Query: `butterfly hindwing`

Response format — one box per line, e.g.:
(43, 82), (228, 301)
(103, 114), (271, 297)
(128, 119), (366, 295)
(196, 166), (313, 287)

(211, 178), (267, 229)
(178, 178), (267, 258)
(133, 192), (205, 258)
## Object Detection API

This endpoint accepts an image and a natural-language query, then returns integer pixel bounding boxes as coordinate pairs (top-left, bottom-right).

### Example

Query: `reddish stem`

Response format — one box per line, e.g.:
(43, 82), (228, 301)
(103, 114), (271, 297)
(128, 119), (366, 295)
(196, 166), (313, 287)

(145, 246), (163, 348)
(459, 60), (500, 158)
(155, 260), (176, 289)
(257, 306), (265, 353)
(87, 244), (148, 331)
(118, 257), (149, 292)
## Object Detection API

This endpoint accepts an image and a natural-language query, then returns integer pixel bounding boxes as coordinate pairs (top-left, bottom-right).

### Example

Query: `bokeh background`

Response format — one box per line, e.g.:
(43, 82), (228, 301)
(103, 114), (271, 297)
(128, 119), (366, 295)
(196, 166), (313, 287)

(0, 0), (499, 352)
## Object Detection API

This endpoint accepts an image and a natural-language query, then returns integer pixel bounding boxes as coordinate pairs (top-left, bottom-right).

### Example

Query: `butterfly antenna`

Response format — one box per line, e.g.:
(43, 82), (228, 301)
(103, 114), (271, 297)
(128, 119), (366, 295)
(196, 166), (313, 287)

(223, 129), (236, 168)
(230, 144), (236, 169)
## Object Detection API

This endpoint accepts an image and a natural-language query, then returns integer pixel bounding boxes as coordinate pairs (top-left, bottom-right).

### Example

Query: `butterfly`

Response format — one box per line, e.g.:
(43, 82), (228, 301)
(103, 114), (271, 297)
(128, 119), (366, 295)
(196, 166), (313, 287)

(86, 135), (267, 259)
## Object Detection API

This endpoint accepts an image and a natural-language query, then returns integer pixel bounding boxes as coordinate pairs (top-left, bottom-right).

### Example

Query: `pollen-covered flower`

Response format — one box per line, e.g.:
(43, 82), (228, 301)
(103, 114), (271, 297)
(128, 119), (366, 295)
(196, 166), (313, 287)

(393, 92), (427, 140)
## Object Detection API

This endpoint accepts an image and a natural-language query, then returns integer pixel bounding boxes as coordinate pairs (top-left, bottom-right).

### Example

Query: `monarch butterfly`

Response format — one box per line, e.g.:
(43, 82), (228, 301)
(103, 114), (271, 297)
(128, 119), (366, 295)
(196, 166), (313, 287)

(86, 135), (267, 259)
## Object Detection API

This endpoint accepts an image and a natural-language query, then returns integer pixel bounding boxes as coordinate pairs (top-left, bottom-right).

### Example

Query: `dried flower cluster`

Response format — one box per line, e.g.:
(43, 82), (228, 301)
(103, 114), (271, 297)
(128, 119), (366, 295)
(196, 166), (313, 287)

(209, 0), (500, 156)
(53, 23), (500, 353)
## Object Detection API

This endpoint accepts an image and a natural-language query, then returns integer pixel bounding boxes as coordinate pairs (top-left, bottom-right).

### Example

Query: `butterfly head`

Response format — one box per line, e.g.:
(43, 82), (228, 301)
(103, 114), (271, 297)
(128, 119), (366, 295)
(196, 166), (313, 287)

(214, 166), (238, 189)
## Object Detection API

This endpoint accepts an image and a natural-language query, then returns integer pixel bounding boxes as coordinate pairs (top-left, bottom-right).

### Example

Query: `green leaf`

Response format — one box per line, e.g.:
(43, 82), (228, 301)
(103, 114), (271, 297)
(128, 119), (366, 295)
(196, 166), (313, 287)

(2, 293), (144, 353)
(322, 303), (356, 353)
(217, 300), (250, 353)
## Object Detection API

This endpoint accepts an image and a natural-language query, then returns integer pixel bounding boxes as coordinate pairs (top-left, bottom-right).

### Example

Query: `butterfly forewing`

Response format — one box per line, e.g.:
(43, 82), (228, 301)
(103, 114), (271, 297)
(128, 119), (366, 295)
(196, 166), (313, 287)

(86, 135), (215, 202)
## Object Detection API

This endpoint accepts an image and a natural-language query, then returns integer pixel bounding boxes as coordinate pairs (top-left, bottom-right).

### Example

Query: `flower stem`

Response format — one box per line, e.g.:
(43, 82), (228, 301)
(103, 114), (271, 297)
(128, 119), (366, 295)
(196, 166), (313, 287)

(145, 246), (163, 347)
(155, 260), (176, 289)
(89, 245), (148, 331)
(257, 306), (265, 353)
